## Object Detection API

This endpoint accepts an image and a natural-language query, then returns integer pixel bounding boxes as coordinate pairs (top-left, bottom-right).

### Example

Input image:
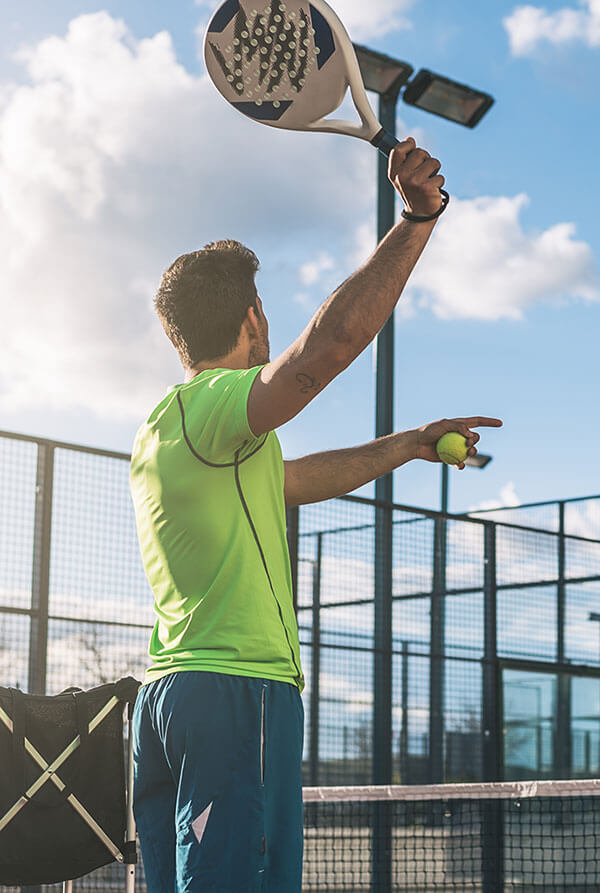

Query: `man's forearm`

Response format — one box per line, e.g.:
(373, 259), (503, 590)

(304, 218), (436, 366)
(284, 430), (418, 508)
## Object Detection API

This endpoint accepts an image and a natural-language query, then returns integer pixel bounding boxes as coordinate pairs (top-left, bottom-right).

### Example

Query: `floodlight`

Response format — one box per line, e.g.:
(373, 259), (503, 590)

(464, 453), (493, 469)
(353, 44), (414, 97)
(403, 70), (494, 128)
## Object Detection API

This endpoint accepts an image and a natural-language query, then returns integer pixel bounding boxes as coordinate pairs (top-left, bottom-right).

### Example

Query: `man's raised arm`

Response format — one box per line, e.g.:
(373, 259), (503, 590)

(247, 138), (445, 436)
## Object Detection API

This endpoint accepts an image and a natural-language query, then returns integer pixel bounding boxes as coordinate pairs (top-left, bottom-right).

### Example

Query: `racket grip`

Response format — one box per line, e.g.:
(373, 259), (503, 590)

(370, 129), (399, 157)
(371, 127), (449, 206)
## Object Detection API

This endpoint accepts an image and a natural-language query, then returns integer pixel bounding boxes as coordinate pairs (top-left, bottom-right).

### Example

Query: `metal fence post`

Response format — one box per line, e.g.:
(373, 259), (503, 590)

(28, 443), (54, 696)
(482, 521), (500, 776)
(429, 516), (447, 783)
(482, 521), (503, 892)
(310, 533), (322, 786)
(555, 500), (571, 778)
(373, 495), (393, 893)
(24, 443), (54, 893)
(399, 640), (409, 781)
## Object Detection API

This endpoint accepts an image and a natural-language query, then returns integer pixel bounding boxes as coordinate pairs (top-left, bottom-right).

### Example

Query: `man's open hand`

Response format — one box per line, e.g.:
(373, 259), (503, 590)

(388, 138), (446, 218)
(414, 417), (504, 469)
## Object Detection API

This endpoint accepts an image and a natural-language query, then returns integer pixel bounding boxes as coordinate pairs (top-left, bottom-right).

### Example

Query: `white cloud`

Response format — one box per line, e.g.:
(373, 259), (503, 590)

(299, 252), (335, 287)
(0, 12), (369, 420)
(470, 482), (522, 513)
(468, 483), (561, 532)
(292, 252), (338, 313)
(322, 0), (416, 39)
(407, 194), (599, 321)
(351, 194), (599, 322)
(504, 1), (600, 56)
(566, 499), (600, 539)
(469, 488), (600, 541)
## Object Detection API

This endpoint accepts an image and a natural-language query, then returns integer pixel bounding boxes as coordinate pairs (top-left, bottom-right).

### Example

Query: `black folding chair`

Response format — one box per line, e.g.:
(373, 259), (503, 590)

(0, 677), (140, 892)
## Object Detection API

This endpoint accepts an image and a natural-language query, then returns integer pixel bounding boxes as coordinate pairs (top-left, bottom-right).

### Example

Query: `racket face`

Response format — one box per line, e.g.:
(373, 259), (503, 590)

(204, 0), (351, 132)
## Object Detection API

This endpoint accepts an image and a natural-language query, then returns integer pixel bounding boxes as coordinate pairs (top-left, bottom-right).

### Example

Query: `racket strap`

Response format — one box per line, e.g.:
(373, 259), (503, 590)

(401, 189), (450, 223)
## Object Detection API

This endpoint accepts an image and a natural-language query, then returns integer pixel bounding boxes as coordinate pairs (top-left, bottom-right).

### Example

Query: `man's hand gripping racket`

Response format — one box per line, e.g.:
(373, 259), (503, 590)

(204, 0), (449, 220)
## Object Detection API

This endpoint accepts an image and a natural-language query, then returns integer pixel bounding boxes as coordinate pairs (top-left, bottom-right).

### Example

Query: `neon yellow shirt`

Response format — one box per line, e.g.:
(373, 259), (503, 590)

(130, 367), (304, 691)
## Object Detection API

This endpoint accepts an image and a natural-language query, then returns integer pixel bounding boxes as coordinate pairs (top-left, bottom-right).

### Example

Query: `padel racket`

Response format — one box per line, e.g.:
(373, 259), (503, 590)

(204, 0), (448, 205)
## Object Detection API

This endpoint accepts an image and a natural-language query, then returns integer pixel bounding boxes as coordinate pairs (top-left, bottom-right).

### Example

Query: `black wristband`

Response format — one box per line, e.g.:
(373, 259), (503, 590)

(402, 189), (450, 223)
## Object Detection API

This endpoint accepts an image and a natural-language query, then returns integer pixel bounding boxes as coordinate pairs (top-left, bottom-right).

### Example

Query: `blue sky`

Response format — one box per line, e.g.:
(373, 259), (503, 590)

(0, 0), (599, 514)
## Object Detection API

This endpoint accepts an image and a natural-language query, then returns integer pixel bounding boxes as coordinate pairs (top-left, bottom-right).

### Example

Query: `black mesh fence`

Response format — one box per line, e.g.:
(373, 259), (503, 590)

(1, 431), (600, 891)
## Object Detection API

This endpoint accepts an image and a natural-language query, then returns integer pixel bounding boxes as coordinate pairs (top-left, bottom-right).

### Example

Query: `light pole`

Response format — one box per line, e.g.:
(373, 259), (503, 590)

(353, 47), (413, 803)
(353, 46), (495, 791)
(353, 45), (494, 892)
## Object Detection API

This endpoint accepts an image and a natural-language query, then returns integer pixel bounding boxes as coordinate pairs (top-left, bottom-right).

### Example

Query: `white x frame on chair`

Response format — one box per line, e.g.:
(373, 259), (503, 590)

(0, 692), (136, 892)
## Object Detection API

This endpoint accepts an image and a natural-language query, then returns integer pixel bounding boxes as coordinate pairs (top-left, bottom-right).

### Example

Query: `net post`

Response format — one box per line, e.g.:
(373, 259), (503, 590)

(482, 520), (503, 892)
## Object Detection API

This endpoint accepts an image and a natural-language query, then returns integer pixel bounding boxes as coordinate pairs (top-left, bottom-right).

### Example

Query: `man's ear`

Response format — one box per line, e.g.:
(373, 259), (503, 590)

(245, 304), (261, 340)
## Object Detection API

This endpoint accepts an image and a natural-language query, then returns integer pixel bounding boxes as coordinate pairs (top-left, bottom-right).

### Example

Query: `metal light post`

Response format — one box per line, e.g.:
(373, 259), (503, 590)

(353, 47), (413, 801)
(353, 45), (494, 893)
(353, 54), (412, 893)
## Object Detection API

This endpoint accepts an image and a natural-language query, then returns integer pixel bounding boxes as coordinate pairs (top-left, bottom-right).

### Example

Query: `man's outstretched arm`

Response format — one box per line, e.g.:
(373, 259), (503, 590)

(284, 417), (503, 508)
(247, 139), (445, 436)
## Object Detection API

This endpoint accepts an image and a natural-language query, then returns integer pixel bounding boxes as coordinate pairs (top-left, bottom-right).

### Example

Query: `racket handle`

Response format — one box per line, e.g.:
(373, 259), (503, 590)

(371, 127), (449, 207)
(370, 128), (399, 157)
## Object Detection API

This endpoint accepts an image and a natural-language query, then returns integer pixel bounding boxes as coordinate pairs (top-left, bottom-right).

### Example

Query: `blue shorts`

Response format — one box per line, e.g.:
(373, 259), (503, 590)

(132, 671), (304, 893)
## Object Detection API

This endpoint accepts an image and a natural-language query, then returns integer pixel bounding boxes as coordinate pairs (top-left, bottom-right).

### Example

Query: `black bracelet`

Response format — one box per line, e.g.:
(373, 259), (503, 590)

(402, 189), (450, 223)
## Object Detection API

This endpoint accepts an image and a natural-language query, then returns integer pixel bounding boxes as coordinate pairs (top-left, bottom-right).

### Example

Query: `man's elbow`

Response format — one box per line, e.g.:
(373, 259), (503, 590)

(330, 321), (371, 370)
(315, 334), (359, 380)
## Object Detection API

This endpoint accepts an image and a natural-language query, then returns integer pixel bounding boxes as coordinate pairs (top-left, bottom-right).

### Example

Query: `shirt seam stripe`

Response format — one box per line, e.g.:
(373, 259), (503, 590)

(177, 390), (267, 467)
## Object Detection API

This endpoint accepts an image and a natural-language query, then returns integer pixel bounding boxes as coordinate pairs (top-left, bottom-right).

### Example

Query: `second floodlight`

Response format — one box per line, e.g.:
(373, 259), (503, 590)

(403, 70), (494, 128)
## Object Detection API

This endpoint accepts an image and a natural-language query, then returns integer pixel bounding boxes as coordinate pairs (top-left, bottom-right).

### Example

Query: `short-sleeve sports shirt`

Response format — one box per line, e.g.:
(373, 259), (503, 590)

(130, 366), (304, 691)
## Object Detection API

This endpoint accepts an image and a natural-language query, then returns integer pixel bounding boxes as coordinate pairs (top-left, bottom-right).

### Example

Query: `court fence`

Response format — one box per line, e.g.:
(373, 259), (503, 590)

(1, 427), (600, 793)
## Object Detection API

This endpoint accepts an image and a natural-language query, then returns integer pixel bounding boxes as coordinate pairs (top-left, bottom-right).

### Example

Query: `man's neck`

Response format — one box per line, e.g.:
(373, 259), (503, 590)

(184, 351), (249, 383)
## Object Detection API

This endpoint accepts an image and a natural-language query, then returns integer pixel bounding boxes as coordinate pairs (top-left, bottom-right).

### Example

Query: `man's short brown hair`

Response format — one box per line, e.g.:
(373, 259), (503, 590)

(155, 240), (260, 366)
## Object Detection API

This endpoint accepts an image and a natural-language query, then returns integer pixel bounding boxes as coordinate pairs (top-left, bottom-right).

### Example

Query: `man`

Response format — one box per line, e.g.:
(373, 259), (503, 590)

(130, 139), (502, 892)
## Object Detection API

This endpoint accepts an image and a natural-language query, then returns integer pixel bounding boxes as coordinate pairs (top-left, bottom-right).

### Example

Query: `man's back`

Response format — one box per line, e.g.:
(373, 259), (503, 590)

(130, 366), (303, 689)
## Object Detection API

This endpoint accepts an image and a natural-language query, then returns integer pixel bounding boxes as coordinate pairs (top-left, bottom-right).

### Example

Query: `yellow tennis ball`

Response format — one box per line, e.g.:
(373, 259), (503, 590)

(436, 432), (468, 465)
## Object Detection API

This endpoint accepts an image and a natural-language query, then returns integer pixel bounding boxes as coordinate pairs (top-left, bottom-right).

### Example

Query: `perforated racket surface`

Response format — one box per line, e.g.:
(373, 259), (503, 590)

(204, 0), (400, 154)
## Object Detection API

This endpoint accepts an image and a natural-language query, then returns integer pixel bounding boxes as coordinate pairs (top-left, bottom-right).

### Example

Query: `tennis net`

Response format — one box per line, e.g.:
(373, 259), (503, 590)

(302, 779), (600, 891)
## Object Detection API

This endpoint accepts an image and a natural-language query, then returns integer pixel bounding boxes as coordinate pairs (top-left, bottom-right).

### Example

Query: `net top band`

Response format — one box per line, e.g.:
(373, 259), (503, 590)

(302, 778), (600, 802)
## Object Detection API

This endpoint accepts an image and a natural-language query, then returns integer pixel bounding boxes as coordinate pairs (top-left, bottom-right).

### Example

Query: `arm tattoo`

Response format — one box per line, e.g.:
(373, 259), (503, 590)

(296, 373), (321, 395)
